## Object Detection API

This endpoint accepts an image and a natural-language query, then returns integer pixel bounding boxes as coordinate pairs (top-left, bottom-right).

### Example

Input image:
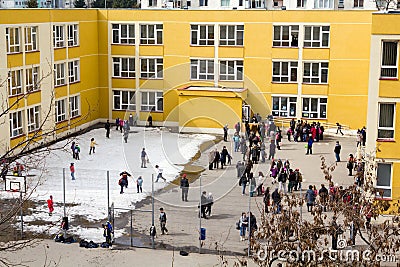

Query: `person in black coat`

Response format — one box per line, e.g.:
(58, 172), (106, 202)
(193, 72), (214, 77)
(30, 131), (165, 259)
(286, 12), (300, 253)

(105, 120), (111, 138)
(180, 174), (189, 202)
(119, 171), (131, 194)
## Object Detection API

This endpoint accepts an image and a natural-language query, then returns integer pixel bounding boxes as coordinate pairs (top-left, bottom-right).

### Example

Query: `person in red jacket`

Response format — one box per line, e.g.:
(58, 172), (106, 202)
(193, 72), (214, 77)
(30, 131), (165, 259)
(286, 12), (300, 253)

(47, 195), (54, 216)
(70, 163), (75, 180)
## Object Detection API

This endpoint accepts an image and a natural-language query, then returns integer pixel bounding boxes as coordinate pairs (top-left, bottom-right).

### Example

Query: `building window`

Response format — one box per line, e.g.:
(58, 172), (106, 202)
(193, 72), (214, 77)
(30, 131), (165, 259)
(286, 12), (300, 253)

(148, 0), (157, 6)
(112, 24), (135, 45)
(53, 25), (65, 48)
(191, 25), (214, 46)
(303, 62), (328, 84)
(6, 27), (20, 53)
(199, 0), (208, 6)
(221, 0), (230, 6)
(113, 90), (136, 110)
(113, 57), (135, 78)
(376, 163), (392, 198)
(25, 26), (38, 52)
(69, 95), (80, 118)
(297, 0), (306, 7)
(141, 91), (163, 111)
(27, 105), (40, 132)
(219, 25), (244, 46)
(140, 24), (163, 45)
(68, 60), (80, 83)
(304, 26), (330, 48)
(273, 25), (299, 47)
(8, 69), (23, 96)
(67, 24), (79, 47)
(302, 97), (327, 119)
(272, 61), (298, 82)
(378, 103), (395, 139)
(219, 60), (243, 81)
(10, 111), (23, 138)
(381, 41), (398, 79)
(54, 63), (66, 86)
(249, 0), (264, 8)
(314, 0), (333, 8)
(26, 66), (40, 92)
(272, 96), (297, 117)
(55, 99), (67, 122)
(140, 58), (163, 79)
(190, 59), (214, 80)
(354, 0), (363, 7)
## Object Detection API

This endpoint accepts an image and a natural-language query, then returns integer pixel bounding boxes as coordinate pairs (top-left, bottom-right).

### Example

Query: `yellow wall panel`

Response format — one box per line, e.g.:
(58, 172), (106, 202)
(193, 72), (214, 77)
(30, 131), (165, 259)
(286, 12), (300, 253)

(26, 91), (41, 106)
(25, 52), (40, 66)
(271, 83), (298, 95)
(271, 48), (298, 60)
(245, 23), (271, 58)
(139, 79), (164, 89)
(6, 53), (23, 68)
(112, 78), (136, 89)
(164, 22), (189, 56)
(379, 80), (400, 98)
(218, 47), (244, 59)
(329, 60), (369, 95)
(301, 84), (328, 95)
(139, 46), (164, 56)
(189, 46), (215, 58)
(302, 48), (330, 60)
(54, 48), (66, 61)
(55, 86), (68, 98)
(111, 45), (136, 56)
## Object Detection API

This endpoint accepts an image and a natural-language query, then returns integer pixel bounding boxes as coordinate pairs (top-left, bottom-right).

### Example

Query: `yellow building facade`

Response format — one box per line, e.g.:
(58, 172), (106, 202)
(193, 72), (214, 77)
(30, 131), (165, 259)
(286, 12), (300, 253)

(367, 13), (400, 208)
(0, 9), (373, 153)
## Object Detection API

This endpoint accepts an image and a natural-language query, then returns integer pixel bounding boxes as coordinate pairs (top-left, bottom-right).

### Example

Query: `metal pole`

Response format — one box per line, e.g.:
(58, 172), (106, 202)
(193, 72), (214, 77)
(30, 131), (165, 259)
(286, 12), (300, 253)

(199, 175), (202, 254)
(151, 174), (155, 249)
(63, 168), (66, 236)
(300, 183), (303, 223)
(248, 177), (251, 257)
(107, 171), (110, 221)
(130, 209), (133, 247)
(105, 0), (106, 8)
(20, 191), (23, 239)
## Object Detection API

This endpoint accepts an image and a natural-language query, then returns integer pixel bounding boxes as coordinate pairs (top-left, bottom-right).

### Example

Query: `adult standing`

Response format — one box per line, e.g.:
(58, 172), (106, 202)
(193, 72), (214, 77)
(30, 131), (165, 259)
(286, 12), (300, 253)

(263, 187), (270, 213)
(213, 149), (220, 169)
(334, 141), (342, 162)
(305, 185), (316, 212)
(105, 120), (111, 138)
(129, 113), (134, 126)
(239, 212), (248, 241)
(306, 135), (314, 155)
(239, 174), (248, 195)
(70, 163), (75, 180)
(200, 191), (208, 219)
(235, 121), (241, 134)
(347, 154), (355, 176)
(208, 149), (215, 170)
(268, 139), (276, 160)
(89, 138), (97, 155)
(47, 195), (54, 216)
(220, 146), (229, 169)
(233, 133), (240, 152)
(136, 176), (143, 193)
(147, 114), (153, 127)
(223, 124), (228, 142)
(271, 188), (281, 214)
(278, 169), (287, 194)
(159, 208), (168, 235)
(361, 126), (366, 146)
(141, 148), (147, 168)
(180, 174), (189, 202)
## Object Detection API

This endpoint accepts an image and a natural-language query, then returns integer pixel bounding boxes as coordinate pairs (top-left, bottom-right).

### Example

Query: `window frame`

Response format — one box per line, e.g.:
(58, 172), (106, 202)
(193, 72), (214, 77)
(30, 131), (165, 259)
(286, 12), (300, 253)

(113, 90), (136, 111)
(26, 66), (40, 93)
(272, 61), (298, 83)
(219, 60), (243, 81)
(55, 98), (67, 123)
(8, 69), (23, 96)
(67, 24), (79, 47)
(112, 24), (135, 45)
(380, 41), (398, 79)
(272, 96), (297, 118)
(190, 24), (215, 46)
(6, 27), (21, 54)
(69, 95), (80, 119)
(140, 58), (163, 79)
(9, 110), (24, 138)
(301, 97), (327, 119)
(54, 62), (66, 87)
(377, 103), (395, 140)
(141, 91), (163, 112)
(314, 0), (333, 8)
(273, 25), (299, 47)
(219, 25), (244, 46)
(353, 0), (363, 7)
(53, 25), (65, 48)
(190, 59), (215, 80)
(113, 57), (135, 78)
(27, 105), (40, 132)
(140, 24), (163, 45)
(297, 0), (306, 7)
(303, 61), (329, 84)
(68, 59), (80, 83)
(376, 163), (392, 199)
(25, 26), (38, 52)
(304, 25), (330, 48)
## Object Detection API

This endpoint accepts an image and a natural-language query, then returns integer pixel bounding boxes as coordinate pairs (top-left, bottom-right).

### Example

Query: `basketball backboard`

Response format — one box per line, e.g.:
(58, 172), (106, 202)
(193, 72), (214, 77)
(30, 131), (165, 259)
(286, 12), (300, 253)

(4, 175), (26, 193)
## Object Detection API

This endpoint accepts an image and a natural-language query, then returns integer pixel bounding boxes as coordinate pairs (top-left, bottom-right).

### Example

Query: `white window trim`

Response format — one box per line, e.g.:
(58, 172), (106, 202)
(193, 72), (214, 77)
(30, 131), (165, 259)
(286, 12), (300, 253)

(69, 94), (80, 119)
(377, 102), (395, 140)
(112, 24), (135, 45)
(380, 40), (399, 79)
(25, 26), (38, 52)
(68, 59), (80, 83)
(9, 110), (24, 138)
(302, 61), (329, 84)
(140, 24), (163, 45)
(140, 91), (163, 112)
(271, 95), (297, 118)
(54, 62), (66, 87)
(53, 24), (65, 49)
(219, 59), (244, 81)
(6, 27), (21, 54)
(272, 60), (298, 83)
(27, 105), (41, 132)
(272, 25), (299, 47)
(67, 24), (79, 47)
(140, 57), (163, 79)
(112, 57), (135, 78)
(55, 98), (67, 123)
(219, 25), (244, 46)
(25, 66), (40, 92)
(376, 162), (392, 199)
(113, 89), (136, 111)
(301, 97), (327, 119)
(304, 25), (330, 48)
(314, 0), (334, 9)
(8, 69), (23, 96)
(190, 24), (215, 46)
(190, 58), (215, 80)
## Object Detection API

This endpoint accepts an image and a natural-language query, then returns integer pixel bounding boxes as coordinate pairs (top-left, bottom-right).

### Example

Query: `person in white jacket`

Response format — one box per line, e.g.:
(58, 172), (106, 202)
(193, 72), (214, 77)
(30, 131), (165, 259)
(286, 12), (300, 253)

(256, 171), (266, 196)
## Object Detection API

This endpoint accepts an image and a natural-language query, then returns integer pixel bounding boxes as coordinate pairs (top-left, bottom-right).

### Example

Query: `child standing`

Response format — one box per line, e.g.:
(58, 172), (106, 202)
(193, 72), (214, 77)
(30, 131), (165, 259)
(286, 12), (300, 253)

(47, 195), (54, 216)
(74, 144), (80, 160)
(136, 176), (143, 193)
(89, 138), (97, 155)
(70, 163), (75, 180)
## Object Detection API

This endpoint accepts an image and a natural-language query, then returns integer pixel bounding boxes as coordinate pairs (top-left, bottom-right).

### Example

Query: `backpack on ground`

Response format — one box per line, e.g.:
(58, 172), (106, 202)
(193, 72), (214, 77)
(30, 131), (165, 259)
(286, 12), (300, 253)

(79, 239), (89, 248)
(101, 242), (110, 248)
(54, 234), (65, 243)
(64, 236), (76, 243)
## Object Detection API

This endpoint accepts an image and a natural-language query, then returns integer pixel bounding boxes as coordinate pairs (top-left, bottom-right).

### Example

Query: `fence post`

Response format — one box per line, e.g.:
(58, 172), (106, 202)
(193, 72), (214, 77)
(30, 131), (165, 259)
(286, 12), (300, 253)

(130, 209), (133, 247)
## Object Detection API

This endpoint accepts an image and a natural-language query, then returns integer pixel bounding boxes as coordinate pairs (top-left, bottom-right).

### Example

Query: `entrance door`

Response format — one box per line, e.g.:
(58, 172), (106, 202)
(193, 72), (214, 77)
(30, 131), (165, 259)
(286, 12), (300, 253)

(242, 105), (251, 122)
